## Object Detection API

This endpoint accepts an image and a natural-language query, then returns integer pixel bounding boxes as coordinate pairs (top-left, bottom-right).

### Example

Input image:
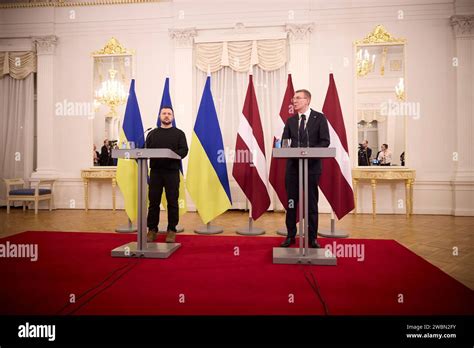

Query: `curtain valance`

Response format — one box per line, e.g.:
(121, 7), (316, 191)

(195, 39), (286, 73)
(0, 52), (37, 79)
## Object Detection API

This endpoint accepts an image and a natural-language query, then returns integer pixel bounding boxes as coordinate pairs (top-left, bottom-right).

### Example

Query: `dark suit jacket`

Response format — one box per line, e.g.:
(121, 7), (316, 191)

(282, 109), (330, 175)
(100, 145), (113, 166)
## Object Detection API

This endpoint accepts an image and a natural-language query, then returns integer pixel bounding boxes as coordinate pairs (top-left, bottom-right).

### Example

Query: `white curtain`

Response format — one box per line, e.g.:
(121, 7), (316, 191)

(0, 74), (35, 205)
(194, 65), (287, 210)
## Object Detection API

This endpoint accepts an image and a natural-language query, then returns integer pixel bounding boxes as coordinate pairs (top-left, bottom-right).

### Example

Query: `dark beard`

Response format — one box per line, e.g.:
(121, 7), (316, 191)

(161, 120), (172, 125)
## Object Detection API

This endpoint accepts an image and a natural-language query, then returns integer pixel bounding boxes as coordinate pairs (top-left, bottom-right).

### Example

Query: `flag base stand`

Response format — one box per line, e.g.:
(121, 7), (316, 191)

(318, 213), (349, 238)
(158, 225), (184, 233)
(276, 227), (287, 236)
(236, 217), (265, 236)
(277, 227), (301, 236)
(236, 227), (265, 235)
(194, 222), (223, 235)
(272, 247), (336, 265)
(115, 219), (137, 233)
(235, 208), (265, 236)
(111, 242), (180, 259)
(318, 230), (349, 238)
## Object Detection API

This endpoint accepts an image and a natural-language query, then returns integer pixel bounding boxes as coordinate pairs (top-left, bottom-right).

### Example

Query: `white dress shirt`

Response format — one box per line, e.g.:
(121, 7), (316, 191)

(377, 149), (392, 164)
(298, 108), (311, 129)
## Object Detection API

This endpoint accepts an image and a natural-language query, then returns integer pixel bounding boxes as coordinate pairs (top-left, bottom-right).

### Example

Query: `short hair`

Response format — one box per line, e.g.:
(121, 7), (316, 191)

(295, 89), (311, 100)
(383, 143), (388, 149)
(160, 106), (174, 114)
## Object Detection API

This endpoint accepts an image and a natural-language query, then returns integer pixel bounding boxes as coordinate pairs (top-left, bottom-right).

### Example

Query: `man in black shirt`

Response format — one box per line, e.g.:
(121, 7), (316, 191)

(146, 106), (188, 243)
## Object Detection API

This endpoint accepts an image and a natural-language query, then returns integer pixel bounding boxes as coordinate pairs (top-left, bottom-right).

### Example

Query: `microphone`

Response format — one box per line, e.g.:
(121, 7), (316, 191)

(142, 127), (153, 148)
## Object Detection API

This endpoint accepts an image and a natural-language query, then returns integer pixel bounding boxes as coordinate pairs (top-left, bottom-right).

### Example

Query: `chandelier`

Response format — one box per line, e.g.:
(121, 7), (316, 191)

(94, 67), (128, 117)
(356, 48), (375, 77)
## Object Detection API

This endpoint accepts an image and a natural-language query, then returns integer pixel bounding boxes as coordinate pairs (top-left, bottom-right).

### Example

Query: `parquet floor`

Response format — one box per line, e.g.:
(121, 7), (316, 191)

(1, 208), (473, 289)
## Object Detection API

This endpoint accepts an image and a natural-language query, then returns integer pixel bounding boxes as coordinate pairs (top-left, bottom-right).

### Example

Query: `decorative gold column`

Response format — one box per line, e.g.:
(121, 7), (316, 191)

(353, 178), (358, 215)
(370, 179), (377, 218)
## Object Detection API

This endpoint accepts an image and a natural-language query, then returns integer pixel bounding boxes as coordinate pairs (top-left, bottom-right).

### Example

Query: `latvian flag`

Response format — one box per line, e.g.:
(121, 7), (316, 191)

(269, 74), (294, 209)
(319, 73), (355, 219)
(232, 74), (271, 220)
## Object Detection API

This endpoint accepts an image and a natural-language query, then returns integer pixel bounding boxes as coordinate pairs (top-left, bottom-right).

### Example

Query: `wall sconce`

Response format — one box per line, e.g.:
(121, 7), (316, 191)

(395, 77), (405, 101)
(356, 48), (375, 77)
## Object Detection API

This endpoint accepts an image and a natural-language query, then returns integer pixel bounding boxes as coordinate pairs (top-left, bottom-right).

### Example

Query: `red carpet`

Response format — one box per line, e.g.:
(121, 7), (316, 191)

(0, 231), (472, 315)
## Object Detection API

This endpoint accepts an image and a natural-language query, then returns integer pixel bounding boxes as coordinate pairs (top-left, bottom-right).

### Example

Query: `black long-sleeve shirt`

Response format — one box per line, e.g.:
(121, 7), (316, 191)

(145, 127), (188, 171)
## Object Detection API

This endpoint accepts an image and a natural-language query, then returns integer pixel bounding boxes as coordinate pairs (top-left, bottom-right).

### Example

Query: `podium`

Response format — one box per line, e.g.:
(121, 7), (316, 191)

(111, 148), (181, 258)
(272, 147), (337, 265)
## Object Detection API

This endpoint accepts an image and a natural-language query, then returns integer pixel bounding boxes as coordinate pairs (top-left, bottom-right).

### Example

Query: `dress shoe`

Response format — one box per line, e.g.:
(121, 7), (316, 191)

(165, 231), (176, 243)
(310, 239), (321, 248)
(147, 229), (158, 243)
(280, 237), (295, 248)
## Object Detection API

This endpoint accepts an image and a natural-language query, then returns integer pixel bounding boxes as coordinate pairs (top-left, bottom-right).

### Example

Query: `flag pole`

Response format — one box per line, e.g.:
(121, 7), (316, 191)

(318, 209), (349, 238)
(272, 71), (293, 236)
(194, 221), (223, 235)
(194, 65), (221, 238)
(318, 72), (353, 239)
(236, 202), (265, 236)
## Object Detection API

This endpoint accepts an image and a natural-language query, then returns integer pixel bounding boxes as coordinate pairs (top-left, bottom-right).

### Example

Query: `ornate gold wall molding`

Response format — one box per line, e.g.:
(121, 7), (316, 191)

(354, 24), (406, 45)
(0, 0), (161, 9)
(92, 37), (132, 55)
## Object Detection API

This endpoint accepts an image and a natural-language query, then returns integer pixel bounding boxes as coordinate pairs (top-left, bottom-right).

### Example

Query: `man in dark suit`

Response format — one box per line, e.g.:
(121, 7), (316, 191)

(358, 140), (372, 166)
(280, 89), (330, 248)
(100, 138), (113, 166)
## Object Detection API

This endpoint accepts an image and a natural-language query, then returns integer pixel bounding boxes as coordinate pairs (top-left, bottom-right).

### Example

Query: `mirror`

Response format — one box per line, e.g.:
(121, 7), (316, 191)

(354, 25), (407, 167)
(91, 38), (134, 166)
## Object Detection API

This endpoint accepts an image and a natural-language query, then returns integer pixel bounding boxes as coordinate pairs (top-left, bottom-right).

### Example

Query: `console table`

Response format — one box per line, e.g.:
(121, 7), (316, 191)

(352, 167), (416, 218)
(81, 167), (117, 211)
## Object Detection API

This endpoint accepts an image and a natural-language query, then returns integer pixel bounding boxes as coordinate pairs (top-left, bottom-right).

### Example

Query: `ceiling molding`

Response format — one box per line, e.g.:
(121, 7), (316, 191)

(0, 0), (162, 9)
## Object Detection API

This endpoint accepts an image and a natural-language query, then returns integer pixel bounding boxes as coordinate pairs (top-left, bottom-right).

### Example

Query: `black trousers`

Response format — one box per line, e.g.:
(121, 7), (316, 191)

(285, 172), (320, 241)
(147, 169), (180, 232)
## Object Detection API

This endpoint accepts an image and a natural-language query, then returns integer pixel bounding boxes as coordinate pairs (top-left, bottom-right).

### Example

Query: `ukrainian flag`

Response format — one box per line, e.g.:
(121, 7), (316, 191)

(186, 76), (232, 223)
(157, 77), (187, 217)
(116, 79), (145, 222)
